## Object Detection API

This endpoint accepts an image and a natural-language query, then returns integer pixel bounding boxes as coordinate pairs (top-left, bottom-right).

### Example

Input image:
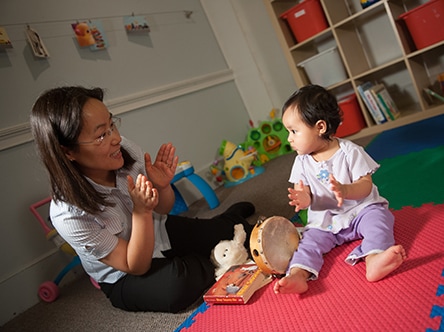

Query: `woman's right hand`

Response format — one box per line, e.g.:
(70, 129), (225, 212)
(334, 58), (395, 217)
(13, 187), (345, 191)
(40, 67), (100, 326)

(127, 174), (158, 214)
(101, 174), (157, 275)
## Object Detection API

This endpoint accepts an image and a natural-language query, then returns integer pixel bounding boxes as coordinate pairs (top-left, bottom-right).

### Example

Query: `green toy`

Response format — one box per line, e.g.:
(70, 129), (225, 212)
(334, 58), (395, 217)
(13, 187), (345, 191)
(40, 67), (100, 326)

(242, 118), (293, 166)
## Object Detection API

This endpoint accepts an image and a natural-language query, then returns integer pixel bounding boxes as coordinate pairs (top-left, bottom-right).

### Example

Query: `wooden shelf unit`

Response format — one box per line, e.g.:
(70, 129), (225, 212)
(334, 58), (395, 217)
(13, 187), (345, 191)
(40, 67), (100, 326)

(264, 0), (444, 139)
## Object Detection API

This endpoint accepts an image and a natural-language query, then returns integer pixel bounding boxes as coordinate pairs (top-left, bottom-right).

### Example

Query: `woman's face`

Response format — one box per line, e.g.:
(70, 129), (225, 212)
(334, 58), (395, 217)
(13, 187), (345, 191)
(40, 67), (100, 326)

(65, 98), (124, 186)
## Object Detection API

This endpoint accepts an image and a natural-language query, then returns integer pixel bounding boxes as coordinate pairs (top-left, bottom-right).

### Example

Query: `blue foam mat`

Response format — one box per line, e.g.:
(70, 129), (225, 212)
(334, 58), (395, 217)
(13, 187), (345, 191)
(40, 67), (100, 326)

(174, 302), (209, 332)
(365, 114), (444, 161)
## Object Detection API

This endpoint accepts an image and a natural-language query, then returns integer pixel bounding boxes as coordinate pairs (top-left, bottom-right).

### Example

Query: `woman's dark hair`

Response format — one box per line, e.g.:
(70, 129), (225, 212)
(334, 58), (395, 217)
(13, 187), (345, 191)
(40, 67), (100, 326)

(282, 84), (343, 140)
(30, 86), (135, 214)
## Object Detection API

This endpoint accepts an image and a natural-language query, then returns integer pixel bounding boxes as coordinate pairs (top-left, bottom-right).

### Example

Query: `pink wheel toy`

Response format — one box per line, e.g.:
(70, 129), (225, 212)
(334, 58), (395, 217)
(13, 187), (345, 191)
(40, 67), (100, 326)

(38, 281), (60, 303)
(90, 277), (101, 290)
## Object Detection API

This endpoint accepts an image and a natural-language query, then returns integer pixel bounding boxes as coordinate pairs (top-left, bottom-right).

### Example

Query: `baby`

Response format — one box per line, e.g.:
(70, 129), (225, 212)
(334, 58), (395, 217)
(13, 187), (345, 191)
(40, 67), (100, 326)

(275, 84), (406, 294)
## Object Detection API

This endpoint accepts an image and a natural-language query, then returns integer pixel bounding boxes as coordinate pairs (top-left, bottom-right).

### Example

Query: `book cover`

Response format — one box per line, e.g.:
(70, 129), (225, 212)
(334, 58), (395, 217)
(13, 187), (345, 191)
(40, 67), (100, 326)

(370, 84), (394, 121)
(378, 85), (401, 119)
(375, 84), (400, 119)
(357, 82), (387, 124)
(203, 264), (272, 304)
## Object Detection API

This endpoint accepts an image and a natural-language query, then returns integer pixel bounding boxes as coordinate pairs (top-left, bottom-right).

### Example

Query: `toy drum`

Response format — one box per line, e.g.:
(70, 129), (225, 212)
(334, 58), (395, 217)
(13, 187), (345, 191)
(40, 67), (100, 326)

(250, 216), (300, 276)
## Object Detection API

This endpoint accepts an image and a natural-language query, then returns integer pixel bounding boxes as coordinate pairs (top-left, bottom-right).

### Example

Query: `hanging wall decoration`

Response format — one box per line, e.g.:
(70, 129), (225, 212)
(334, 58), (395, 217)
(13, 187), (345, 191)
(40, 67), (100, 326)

(123, 15), (150, 33)
(71, 21), (95, 47)
(88, 20), (108, 51)
(26, 26), (50, 58)
(0, 26), (13, 48)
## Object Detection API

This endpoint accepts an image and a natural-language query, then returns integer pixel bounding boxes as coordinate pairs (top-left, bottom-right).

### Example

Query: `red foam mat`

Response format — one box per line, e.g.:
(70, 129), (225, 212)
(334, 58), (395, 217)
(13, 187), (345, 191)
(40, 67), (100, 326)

(182, 203), (444, 331)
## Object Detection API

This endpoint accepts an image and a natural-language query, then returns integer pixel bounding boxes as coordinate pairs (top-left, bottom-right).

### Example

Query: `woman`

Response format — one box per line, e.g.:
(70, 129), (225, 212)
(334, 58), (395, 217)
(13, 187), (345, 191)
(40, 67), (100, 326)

(30, 86), (254, 313)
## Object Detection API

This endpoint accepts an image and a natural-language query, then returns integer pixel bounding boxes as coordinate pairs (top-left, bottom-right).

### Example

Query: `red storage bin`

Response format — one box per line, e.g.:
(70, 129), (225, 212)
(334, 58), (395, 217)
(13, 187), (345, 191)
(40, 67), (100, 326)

(336, 94), (366, 137)
(280, 0), (328, 43)
(399, 0), (444, 50)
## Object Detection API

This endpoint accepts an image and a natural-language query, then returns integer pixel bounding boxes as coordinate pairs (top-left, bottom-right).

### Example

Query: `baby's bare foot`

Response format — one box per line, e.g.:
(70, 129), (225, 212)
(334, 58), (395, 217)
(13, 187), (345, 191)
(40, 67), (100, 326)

(274, 268), (309, 294)
(365, 245), (406, 282)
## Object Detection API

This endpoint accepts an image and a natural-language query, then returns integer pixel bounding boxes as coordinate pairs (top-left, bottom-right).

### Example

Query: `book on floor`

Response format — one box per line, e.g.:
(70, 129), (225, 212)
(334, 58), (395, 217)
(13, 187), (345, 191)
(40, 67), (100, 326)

(203, 264), (272, 304)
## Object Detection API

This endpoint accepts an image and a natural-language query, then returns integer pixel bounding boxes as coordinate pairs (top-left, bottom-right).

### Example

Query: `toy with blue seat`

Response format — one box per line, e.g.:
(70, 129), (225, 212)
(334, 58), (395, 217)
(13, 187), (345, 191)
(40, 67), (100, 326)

(30, 198), (100, 303)
(170, 161), (220, 215)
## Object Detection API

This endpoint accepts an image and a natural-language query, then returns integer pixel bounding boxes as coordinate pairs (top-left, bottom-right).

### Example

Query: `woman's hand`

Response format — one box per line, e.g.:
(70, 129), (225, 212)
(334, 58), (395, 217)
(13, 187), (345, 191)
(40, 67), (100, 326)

(288, 180), (311, 212)
(102, 174), (157, 275)
(144, 143), (179, 190)
(127, 174), (158, 214)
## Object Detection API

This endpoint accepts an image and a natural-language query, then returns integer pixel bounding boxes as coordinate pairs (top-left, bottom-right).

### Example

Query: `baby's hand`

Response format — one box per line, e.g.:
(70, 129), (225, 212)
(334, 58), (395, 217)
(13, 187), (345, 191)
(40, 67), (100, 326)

(127, 174), (159, 214)
(288, 180), (310, 212)
(329, 174), (345, 207)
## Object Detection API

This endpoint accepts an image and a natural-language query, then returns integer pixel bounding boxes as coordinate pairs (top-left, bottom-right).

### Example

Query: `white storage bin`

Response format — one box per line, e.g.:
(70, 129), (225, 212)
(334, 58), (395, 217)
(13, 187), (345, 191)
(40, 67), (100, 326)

(297, 47), (347, 87)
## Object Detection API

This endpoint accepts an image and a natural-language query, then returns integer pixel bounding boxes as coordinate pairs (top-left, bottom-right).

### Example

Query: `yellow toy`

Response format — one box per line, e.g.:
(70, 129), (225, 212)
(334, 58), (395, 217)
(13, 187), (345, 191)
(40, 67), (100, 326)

(218, 140), (264, 187)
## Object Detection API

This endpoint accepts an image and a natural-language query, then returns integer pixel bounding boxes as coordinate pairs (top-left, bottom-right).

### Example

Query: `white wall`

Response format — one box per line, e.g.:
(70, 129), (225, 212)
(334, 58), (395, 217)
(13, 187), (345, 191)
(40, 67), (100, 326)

(201, 0), (297, 125)
(0, 0), (294, 325)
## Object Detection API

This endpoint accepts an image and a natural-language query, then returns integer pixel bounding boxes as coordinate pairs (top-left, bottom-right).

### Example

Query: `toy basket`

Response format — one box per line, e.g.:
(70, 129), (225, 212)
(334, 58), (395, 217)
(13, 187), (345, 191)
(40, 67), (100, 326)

(30, 197), (100, 302)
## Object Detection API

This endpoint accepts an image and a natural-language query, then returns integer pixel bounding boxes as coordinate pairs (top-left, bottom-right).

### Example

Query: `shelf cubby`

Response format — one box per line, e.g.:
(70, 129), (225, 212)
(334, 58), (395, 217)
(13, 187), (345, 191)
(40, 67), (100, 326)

(264, 0), (444, 139)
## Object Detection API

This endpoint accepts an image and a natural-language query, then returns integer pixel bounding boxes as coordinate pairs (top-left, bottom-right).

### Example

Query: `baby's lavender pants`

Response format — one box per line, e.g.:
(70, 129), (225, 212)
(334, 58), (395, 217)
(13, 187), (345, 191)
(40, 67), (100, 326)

(287, 204), (395, 278)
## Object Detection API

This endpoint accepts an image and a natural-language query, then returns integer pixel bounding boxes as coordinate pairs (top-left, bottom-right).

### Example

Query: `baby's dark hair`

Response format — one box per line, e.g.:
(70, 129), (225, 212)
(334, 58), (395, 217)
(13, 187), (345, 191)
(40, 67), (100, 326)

(282, 84), (343, 140)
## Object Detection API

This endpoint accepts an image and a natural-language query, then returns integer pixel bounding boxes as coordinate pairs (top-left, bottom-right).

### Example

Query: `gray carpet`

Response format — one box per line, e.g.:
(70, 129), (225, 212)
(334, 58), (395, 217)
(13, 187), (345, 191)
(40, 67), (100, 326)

(1, 136), (373, 332)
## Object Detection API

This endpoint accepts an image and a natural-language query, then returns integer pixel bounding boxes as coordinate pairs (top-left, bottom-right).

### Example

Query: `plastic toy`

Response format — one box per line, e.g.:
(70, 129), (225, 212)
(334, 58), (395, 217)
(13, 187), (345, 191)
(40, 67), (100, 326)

(210, 224), (250, 280)
(209, 111), (291, 186)
(243, 118), (292, 165)
(218, 140), (265, 187)
(170, 161), (219, 215)
(209, 158), (225, 184)
(30, 197), (100, 302)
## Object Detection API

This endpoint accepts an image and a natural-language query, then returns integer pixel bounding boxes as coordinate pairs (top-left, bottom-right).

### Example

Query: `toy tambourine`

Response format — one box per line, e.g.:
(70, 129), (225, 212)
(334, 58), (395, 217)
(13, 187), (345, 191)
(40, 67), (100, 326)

(250, 216), (300, 276)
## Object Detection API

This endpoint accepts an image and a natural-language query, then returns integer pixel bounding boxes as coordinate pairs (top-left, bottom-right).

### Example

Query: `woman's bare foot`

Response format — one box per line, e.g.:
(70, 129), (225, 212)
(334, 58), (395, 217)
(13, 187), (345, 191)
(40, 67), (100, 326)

(365, 245), (406, 282)
(274, 267), (310, 294)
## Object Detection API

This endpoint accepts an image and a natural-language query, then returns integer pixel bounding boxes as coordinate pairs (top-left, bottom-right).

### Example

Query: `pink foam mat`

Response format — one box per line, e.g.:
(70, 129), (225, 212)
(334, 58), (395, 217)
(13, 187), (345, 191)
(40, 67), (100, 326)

(181, 203), (444, 332)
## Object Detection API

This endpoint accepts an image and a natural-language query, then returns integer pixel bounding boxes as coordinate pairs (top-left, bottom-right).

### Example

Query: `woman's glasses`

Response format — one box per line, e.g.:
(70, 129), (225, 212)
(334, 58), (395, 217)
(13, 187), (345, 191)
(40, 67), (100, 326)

(77, 117), (121, 146)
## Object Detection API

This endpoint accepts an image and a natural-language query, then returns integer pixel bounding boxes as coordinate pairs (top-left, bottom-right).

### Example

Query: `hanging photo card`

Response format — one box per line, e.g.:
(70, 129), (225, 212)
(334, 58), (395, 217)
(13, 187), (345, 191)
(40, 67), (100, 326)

(0, 27), (13, 49)
(88, 20), (108, 51)
(26, 26), (50, 58)
(123, 15), (150, 33)
(71, 21), (95, 47)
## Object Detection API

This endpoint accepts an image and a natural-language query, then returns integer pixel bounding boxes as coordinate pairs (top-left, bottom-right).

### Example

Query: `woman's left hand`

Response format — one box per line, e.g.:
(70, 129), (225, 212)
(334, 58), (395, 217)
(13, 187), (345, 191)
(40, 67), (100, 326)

(144, 143), (179, 189)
